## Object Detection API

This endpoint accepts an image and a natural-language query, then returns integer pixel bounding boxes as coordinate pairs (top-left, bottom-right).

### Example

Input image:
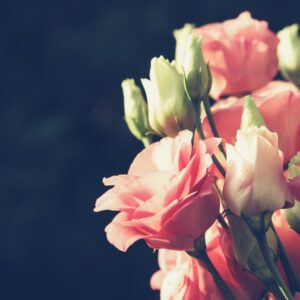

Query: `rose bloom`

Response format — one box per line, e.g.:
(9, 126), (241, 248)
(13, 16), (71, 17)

(150, 223), (263, 300)
(202, 81), (300, 163)
(195, 11), (279, 99)
(223, 126), (294, 215)
(94, 130), (220, 251)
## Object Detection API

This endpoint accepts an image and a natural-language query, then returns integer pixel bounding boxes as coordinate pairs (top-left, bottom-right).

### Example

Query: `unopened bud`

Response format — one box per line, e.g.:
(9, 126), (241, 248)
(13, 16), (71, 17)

(277, 24), (300, 88)
(227, 214), (277, 280)
(141, 56), (195, 137)
(174, 24), (211, 100)
(122, 79), (150, 142)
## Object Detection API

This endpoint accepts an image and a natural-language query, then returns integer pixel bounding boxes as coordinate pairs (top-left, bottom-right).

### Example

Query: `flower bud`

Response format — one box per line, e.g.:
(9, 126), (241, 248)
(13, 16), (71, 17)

(240, 96), (265, 130)
(223, 126), (293, 216)
(277, 24), (300, 88)
(173, 24), (211, 100)
(224, 97), (289, 222)
(141, 56), (195, 137)
(121, 79), (150, 142)
(227, 214), (277, 280)
(285, 152), (300, 234)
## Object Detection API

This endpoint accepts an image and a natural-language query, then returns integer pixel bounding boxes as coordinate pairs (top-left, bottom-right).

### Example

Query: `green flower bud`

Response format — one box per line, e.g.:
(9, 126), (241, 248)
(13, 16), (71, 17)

(174, 24), (211, 100)
(277, 24), (300, 88)
(285, 152), (300, 234)
(227, 214), (277, 281)
(240, 95), (265, 130)
(121, 79), (150, 142)
(141, 56), (195, 137)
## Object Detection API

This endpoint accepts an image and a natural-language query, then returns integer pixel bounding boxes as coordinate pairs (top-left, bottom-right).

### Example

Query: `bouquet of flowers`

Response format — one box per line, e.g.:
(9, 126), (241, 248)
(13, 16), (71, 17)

(94, 12), (300, 300)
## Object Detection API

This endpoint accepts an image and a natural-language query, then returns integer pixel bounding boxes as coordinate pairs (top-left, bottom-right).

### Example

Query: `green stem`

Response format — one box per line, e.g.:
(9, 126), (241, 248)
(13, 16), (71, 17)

(187, 236), (236, 300)
(141, 136), (152, 147)
(217, 213), (228, 229)
(271, 223), (300, 293)
(199, 251), (236, 300)
(212, 154), (226, 177)
(193, 103), (226, 177)
(256, 232), (294, 300)
(203, 96), (226, 158)
(194, 103), (205, 140)
(264, 279), (287, 300)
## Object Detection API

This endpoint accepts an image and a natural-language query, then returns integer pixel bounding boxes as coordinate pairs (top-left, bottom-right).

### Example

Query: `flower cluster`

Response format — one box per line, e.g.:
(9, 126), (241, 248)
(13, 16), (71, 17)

(95, 11), (300, 300)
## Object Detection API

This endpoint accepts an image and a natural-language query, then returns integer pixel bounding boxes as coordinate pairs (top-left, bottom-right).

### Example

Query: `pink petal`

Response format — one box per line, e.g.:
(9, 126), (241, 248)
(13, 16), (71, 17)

(150, 270), (164, 290)
(223, 144), (253, 215)
(104, 212), (145, 252)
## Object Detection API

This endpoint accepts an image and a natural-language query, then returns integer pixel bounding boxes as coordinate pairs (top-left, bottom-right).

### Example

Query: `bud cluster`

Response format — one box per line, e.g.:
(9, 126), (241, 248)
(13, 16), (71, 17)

(122, 24), (211, 141)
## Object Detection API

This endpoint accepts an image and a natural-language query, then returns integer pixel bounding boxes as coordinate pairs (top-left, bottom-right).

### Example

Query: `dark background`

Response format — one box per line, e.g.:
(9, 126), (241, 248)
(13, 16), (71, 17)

(1, 0), (299, 299)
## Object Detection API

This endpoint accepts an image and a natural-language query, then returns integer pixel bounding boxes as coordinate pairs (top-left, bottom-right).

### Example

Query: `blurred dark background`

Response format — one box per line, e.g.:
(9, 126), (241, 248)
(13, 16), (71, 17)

(0, 0), (299, 299)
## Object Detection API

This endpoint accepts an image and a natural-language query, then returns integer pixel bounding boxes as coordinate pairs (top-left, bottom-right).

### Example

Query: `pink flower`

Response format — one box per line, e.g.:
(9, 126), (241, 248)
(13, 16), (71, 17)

(195, 11), (279, 99)
(223, 126), (294, 215)
(94, 130), (220, 251)
(202, 81), (300, 163)
(150, 224), (262, 299)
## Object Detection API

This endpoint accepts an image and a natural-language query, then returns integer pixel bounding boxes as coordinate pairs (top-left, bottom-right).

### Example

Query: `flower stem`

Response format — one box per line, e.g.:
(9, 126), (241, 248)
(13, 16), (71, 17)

(256, 231), (294, 300)
(271, 223), (300, 293)
(203, 96), (226, 158)
(211, 154), (226, 177)
(193, 103), (205, 140)
(199, 251), (236, 300)
(187, 236), (236, 300)
(264, 278), (288, 300)
(193, 103), (226, 177)
(141, 136), (152, 147)
(217, 213), (228, 229)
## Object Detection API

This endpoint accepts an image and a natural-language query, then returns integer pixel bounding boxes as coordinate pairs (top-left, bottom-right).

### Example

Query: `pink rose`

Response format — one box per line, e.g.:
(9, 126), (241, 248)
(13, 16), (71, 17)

(195, 11), (279, 99)
(94, 130), (220, 251)
(223, 126), (294, 215)
(150, 224), (262, 299)
(202, 81), (300, 163)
